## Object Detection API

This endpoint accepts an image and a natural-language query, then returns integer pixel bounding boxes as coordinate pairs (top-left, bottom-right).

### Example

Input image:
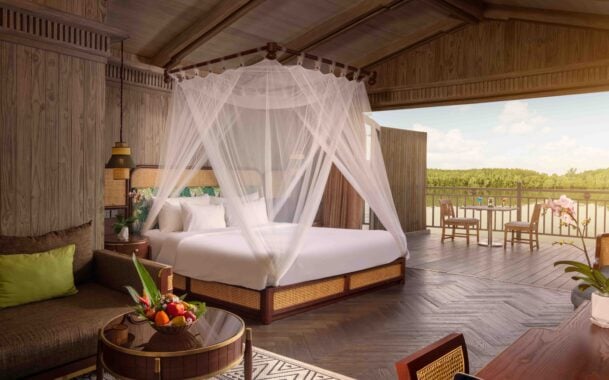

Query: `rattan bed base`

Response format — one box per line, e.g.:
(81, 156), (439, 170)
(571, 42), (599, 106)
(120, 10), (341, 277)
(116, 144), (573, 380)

(173, 257), (406, 324)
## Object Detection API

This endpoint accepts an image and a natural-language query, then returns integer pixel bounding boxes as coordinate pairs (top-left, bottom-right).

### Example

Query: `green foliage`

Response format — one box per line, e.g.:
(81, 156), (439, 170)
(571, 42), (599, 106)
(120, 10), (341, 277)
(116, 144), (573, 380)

(113, 214), (136, 234)
(554, 260), (609, 294)
(427, 167), (609, 189)
(131, 253), (161, 305)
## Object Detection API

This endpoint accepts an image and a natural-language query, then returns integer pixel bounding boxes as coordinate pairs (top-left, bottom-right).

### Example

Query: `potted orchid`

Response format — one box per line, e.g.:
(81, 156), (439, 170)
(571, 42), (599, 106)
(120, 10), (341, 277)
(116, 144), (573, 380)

(546, 195), (609, 326)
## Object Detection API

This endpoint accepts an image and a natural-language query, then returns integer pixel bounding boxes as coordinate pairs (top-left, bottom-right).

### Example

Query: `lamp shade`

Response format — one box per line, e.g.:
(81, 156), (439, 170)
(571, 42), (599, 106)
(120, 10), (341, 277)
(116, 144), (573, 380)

(106, 141), (135, 180)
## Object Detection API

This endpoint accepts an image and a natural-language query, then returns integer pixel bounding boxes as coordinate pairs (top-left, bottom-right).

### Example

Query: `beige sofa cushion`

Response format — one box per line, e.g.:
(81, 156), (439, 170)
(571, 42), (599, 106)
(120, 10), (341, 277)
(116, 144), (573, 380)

(0, 221), (93, 284)
(0, 283), (131, 379)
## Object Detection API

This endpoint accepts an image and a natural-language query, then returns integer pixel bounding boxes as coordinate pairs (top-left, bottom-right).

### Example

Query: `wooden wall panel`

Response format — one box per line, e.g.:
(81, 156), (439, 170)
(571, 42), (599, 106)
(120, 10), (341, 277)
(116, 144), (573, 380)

(0, 39), (106, 248)
(104, 80), (171, 167)
(378, 127), (426, 233)
(31, 0), (107, 23)
(368, 20), (609, 109)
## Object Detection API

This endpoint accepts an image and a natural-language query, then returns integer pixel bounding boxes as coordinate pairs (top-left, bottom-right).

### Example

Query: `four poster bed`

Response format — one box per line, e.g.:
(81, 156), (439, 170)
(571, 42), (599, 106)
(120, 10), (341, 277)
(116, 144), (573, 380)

(130, 166), (406, 324)
(135, 42), (409, 324)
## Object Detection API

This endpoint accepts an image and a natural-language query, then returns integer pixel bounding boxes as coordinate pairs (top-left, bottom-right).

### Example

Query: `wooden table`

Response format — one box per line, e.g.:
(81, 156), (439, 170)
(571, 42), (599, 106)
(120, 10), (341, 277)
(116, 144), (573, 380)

(477, 301), (609, 379)
(463, 206), (517, 247)
(104, 234), (150, 259)
(98, 307), (253, 380)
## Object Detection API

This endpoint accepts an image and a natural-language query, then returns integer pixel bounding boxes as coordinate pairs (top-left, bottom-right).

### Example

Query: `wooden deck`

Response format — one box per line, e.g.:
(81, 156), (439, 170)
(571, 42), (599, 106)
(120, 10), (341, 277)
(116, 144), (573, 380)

(409, 229), (588, 291)
(250, 230), (584, 379)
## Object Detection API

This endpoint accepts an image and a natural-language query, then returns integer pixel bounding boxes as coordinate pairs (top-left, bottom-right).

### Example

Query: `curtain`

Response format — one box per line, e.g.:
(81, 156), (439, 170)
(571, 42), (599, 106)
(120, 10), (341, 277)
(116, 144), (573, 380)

(144, 59), (408, 285)
(321, 165), (363, 229)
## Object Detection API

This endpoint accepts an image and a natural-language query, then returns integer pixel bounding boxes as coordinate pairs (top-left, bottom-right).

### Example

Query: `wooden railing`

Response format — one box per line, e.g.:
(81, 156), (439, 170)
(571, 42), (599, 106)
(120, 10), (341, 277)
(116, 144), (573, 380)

(426, 184), (609, 238)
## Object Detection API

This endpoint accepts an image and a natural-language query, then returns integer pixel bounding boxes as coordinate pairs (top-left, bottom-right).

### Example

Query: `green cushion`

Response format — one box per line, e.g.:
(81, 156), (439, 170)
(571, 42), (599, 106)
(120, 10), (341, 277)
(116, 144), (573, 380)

(0, 244), (78, 308)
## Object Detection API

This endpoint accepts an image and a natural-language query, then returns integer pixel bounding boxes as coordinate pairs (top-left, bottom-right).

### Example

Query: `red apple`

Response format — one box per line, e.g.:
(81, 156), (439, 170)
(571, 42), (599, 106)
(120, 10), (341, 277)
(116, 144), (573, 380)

(166, 302), (185, 317)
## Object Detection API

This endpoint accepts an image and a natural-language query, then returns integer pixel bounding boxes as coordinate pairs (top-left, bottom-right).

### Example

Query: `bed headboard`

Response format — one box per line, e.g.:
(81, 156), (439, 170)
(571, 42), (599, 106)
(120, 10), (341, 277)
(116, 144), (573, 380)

(129, 165), (264, 191)
(130, 166), (219, 189)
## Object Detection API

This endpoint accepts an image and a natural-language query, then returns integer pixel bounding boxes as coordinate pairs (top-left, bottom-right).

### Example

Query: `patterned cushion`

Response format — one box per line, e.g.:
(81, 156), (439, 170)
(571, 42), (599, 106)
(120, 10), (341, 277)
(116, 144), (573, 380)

(0, 222), (93, 284)
(131, 186), (222, 232)
(445, 217), (478, 225)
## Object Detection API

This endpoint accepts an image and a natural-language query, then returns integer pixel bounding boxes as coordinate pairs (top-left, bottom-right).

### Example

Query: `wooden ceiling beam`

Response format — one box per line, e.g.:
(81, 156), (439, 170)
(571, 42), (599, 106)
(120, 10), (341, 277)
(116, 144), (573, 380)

(421, 0), (484, 24)
(354, 18), (464, 69)
(151, 0), (266, 69)
(277, 0), (408, 63)
(484, 4), (609, 31)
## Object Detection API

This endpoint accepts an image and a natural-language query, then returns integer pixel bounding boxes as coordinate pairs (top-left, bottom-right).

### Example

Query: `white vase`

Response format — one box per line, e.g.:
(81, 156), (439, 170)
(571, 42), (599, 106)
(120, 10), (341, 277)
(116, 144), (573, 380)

(118, 226), (129, 242)
(590, 292), (609, 327)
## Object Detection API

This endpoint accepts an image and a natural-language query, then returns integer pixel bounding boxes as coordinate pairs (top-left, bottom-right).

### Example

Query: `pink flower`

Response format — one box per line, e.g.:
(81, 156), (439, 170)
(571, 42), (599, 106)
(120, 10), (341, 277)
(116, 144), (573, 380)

(545, 195), (577, 226)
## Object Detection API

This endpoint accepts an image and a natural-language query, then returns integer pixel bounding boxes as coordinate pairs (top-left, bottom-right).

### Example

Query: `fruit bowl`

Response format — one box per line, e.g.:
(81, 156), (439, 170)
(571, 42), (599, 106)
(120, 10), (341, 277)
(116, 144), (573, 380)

(151, 322), (193, 335)
(125, 254), (206, 337)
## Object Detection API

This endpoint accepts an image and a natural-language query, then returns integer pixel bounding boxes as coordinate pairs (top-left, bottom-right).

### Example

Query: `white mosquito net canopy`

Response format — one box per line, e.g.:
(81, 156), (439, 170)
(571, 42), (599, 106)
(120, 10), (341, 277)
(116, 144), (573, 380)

(144, 59), (408, 285)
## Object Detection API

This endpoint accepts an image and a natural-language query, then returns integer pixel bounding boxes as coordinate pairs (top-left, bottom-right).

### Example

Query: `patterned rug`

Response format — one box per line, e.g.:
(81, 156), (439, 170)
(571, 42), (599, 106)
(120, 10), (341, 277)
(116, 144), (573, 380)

(79, 347), (353, 380)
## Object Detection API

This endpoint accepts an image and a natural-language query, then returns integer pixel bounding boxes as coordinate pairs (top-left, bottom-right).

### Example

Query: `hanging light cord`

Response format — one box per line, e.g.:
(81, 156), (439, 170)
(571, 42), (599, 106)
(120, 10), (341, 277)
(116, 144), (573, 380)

(119, 40), (124, 143)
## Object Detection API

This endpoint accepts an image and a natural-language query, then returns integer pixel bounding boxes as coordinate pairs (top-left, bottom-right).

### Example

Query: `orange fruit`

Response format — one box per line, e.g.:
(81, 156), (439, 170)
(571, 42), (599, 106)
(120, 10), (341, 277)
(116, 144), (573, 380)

(154, 310), (170, 326)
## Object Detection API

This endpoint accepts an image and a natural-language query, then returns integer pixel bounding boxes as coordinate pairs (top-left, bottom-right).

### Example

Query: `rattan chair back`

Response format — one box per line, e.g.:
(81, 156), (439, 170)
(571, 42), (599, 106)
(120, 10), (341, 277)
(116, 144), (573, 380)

(395, 333), (469, 380)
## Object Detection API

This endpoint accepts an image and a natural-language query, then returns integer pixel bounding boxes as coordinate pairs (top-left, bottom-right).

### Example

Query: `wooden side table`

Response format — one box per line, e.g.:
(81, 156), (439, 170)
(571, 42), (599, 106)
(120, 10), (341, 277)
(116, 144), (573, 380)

(104, 235), (149, 259)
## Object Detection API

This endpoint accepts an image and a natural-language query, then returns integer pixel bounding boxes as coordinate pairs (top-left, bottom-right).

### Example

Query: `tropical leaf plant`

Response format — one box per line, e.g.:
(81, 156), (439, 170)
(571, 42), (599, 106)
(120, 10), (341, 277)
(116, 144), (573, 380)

(113, 214), (137, 234)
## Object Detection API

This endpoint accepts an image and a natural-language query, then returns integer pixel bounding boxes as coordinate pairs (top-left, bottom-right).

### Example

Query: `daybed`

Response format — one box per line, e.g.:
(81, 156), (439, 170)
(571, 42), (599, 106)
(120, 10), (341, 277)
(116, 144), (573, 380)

(0, 223), (172, 379)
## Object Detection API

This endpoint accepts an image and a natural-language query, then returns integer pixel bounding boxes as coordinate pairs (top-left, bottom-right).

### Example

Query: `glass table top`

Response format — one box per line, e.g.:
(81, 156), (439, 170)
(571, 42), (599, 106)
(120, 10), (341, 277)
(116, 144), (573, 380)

(102, 307), (244, 354)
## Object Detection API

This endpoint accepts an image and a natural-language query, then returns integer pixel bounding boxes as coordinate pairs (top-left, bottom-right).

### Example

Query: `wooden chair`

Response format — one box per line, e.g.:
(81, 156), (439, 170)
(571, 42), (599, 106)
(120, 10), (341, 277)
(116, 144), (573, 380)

(594, 233), (609, 269)
(440, 200), (479, 245)
(395, 333), (470, 380)
(503, 203), (542, 251)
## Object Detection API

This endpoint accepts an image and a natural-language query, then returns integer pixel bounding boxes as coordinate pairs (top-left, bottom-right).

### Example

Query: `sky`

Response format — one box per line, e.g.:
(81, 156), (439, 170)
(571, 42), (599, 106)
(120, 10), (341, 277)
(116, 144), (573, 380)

(371, 92), (609, 175)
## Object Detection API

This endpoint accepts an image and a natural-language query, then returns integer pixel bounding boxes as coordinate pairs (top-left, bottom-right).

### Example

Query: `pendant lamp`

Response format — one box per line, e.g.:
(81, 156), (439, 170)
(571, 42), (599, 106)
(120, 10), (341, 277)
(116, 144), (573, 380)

(106, 41), (135, 180)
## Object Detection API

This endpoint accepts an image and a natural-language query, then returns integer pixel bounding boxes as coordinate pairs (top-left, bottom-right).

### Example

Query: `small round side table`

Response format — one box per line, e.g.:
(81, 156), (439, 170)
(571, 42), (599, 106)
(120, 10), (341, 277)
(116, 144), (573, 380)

(104, 234), (149, 259)
(97, 307), (253, 380)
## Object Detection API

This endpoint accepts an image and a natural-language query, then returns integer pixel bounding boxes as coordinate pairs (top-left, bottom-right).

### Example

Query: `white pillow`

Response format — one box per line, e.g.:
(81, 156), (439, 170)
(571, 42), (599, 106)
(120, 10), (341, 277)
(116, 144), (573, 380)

(157, 198), (183, 232)
(181, 203), (226, 231)
(181, 194), (211, 206)
(156, 195), (210, 232)
(227, 197), (269, 227)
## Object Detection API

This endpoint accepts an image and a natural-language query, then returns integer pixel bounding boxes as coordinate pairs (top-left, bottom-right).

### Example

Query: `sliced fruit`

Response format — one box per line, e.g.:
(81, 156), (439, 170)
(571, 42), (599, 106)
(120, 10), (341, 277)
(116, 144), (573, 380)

(184, 311), (197, 323)
(145, 308), (156, 320)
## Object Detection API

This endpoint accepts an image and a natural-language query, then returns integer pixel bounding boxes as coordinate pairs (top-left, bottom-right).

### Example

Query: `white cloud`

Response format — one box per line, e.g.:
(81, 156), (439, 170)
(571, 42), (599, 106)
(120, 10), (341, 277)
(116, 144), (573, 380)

(412, 123), (486, 169)
(493, 100), (549, 135)
(535, 136), (609, 174)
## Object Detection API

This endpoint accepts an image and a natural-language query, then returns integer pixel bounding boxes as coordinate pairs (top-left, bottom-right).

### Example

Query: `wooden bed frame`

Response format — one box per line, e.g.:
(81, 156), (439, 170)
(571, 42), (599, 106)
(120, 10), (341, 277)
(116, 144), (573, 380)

(173, 258), (405, 324)
(126, 166), (406, 324)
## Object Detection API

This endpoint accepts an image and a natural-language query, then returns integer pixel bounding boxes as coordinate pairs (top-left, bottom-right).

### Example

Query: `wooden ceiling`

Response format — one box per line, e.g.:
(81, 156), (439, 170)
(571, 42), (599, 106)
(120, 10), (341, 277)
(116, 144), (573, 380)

(105, 0), (609, 71)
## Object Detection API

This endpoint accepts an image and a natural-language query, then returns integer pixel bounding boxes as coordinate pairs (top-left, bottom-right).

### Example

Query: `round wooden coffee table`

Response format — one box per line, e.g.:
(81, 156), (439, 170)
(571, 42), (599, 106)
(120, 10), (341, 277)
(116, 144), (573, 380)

(97, 307), (253, 380)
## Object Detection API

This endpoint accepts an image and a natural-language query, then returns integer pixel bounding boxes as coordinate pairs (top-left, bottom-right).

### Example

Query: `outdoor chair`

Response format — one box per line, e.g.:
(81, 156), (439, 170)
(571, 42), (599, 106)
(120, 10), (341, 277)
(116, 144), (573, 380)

(395, 333), (477, 380)
(439, 200), (480, 245)
(503, 203), (542, 251)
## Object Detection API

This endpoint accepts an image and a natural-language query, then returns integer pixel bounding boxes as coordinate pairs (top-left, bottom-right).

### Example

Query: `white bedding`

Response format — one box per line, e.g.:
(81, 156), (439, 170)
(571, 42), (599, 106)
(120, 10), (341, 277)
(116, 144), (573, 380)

(144, 225), (404, 290)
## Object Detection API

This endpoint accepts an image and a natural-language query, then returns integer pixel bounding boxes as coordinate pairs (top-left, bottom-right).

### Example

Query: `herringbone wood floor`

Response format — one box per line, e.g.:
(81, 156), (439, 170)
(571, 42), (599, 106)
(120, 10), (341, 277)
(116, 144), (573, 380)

(250, 232), (582, 379)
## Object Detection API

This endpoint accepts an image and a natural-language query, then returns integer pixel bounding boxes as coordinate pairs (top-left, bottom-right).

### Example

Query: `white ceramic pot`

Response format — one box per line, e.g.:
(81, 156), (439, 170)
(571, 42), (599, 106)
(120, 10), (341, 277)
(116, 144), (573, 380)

(118, 226), (129, 242)
(591, 292), (609, 328)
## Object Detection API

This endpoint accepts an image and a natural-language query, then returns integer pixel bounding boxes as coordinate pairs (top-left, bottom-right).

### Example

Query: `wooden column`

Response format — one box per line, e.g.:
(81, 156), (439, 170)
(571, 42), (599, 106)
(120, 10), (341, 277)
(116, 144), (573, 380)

(377, 127), (427, 233)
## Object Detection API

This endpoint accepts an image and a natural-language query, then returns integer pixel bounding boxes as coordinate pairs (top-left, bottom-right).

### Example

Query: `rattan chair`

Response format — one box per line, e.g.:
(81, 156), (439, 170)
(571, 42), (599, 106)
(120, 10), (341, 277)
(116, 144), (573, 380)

(503, 203), (542, 251)
(395, 333), (470, 380)
(439, 200), (480, 245)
